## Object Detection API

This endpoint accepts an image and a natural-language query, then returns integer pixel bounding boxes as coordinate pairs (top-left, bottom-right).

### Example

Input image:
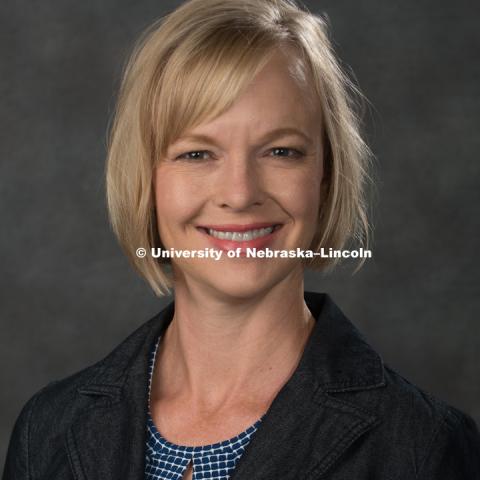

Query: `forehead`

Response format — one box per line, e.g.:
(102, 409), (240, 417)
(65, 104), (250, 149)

(174, 50), (319, 142)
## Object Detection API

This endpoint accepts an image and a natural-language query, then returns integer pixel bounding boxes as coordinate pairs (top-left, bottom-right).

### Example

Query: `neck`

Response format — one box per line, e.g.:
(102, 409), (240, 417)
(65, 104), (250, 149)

(152, 269), (315, 416)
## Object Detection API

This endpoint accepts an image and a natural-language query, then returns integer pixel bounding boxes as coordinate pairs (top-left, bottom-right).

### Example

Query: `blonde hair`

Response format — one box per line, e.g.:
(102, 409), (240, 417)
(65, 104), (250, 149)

(106, 0), (372, 296)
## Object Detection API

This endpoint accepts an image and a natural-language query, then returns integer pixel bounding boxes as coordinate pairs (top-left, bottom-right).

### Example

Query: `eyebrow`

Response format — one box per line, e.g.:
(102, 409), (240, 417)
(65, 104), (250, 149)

(174, 127), (314, 147)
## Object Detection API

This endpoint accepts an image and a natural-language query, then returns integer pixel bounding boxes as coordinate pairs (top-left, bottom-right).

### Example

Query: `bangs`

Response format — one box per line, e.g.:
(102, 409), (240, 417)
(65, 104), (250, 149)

(151, 28), (283, 159)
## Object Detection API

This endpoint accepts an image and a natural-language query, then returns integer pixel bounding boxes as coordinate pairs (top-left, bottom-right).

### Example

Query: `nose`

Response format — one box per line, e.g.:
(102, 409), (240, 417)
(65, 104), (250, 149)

(214, 153), (266, 211)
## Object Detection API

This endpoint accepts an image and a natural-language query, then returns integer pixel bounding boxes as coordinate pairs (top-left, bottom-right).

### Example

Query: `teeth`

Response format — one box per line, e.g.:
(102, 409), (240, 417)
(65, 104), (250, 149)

(207, 226), (275, 241)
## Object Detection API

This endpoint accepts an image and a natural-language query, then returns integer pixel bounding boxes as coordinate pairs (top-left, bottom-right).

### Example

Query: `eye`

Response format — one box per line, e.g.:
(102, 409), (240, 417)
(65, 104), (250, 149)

(268, 147), (305, 158)
(175, 150), (212, 161)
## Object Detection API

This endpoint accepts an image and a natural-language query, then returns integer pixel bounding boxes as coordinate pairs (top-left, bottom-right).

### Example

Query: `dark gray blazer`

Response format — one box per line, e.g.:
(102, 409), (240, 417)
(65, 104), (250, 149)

(3, 291), (480, 479)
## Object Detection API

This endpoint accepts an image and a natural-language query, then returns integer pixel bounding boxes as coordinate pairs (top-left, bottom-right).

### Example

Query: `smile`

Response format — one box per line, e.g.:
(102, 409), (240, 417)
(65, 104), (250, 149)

(197, 223), (283, 251)
(207, 226), (277, 241)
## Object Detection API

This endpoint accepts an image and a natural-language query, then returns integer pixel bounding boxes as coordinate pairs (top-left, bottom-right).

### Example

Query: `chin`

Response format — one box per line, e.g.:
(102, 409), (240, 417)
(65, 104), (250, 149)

(189, 260), (300, 301)
(205, 279), (276, 302)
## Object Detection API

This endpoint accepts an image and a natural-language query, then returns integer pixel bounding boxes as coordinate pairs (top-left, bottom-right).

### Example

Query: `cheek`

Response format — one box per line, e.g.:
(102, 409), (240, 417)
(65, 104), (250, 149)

(154, 168), (204, 226)
(270, 166), (322, 221)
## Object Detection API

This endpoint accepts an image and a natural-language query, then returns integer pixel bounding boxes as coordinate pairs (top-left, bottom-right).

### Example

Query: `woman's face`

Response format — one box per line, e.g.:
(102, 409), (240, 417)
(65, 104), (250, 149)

(153, 50), (324, 299)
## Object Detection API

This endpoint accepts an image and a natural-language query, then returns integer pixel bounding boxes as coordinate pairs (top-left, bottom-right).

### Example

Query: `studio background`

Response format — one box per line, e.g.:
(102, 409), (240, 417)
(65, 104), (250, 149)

(1, 0), (479, 468)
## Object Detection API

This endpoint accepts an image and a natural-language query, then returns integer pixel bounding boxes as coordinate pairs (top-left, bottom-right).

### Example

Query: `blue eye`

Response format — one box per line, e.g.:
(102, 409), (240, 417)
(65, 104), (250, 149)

(269, 147), (305, 158)
(175, 147), (305, 161)
(176, 150), (212, 161)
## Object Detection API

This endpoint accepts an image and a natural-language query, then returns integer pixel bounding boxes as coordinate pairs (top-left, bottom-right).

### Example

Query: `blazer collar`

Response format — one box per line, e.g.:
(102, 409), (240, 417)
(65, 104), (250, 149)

(66, 292), (385, 479)
(299, 291), (385, 392)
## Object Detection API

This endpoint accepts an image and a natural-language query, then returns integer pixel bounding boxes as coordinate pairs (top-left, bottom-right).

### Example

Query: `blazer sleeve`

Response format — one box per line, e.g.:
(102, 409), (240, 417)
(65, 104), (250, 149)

(418, 407), (480, 479)
(2, 384), (55, 480)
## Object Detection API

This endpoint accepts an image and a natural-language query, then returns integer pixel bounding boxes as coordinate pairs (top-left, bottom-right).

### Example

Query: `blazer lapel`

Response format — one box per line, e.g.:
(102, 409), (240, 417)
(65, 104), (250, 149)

(65, 301), (175, 480)
(230, 292), (385, 479)
(229, 374), (379, 480)
(66, 392), (145, 480)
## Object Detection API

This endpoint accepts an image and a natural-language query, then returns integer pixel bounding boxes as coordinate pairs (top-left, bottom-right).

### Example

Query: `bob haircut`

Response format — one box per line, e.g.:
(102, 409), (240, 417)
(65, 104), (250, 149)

(106, 0), (371, 297)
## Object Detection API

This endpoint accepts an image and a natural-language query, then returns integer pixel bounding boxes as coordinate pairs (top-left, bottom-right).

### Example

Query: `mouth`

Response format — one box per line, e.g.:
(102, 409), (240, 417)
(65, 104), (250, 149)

(196, 223), (283, 251)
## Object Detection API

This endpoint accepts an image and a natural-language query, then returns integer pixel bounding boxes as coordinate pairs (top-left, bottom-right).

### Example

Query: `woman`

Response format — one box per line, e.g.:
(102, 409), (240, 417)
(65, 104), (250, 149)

(3, 0), (480, 479)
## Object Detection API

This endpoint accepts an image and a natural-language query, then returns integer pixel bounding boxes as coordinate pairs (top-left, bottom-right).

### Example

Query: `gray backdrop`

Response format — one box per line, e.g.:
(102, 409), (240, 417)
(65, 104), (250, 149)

(1, 0), (479, 469)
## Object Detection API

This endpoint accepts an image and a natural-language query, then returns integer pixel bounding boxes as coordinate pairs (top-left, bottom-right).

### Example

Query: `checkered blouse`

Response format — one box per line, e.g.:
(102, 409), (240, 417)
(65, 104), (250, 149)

(145, 336), (264, 480)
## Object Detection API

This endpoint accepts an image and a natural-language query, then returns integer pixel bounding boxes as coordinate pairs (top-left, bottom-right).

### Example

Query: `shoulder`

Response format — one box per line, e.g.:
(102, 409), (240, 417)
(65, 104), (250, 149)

(380, 362), (473, 429)
(3, 304), (173, 477)
(372, 363), (480, 476)
(2, 362), (104, 478)
(304, 291), (480, 476)
(16, 310), (162, 419)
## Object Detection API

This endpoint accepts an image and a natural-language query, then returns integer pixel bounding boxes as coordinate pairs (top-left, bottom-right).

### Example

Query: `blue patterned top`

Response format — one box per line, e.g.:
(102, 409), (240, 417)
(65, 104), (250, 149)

(145, 336), (265, 480)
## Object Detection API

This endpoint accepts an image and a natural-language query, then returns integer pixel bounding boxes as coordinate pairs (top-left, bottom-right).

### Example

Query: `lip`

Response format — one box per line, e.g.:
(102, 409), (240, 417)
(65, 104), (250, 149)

(196, 223), (283, 253)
